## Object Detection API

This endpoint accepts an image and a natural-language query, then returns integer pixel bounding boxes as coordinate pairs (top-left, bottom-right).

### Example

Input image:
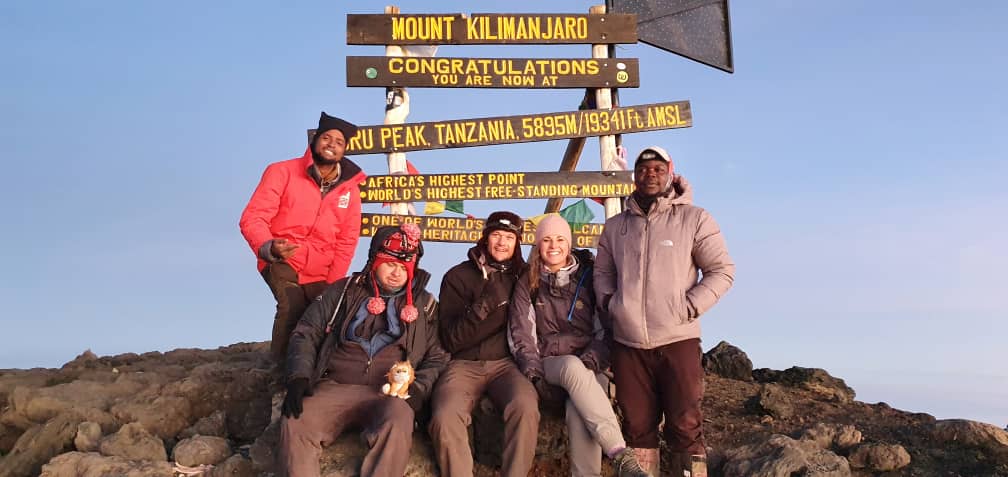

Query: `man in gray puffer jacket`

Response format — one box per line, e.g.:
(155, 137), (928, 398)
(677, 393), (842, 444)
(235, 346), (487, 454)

(594, 146), (735, 477)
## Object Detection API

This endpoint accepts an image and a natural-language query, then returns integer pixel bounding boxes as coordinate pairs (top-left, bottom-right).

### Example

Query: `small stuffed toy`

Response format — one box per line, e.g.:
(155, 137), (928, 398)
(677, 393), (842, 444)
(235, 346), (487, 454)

(381, 360), (415, 399)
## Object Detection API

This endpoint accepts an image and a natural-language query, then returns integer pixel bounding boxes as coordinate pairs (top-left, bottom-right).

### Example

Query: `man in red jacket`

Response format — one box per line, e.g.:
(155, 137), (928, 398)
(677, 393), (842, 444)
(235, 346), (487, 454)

(240, 112), (367, 363)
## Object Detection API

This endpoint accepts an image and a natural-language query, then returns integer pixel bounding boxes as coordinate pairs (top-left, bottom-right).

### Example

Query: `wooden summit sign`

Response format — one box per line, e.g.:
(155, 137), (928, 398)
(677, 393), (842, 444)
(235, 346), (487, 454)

(347, 56), (639, 88)
(316, 101), (691, 155)
(347, 13), (637, 45)
(359, 171), (633, 203)
(361, 213), (604, 248)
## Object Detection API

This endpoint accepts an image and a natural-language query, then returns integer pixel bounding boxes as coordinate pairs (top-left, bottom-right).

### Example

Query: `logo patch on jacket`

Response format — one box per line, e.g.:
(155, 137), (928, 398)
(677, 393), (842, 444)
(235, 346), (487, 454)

(660, 239), (675, 247)
(338, 191), (351, 208)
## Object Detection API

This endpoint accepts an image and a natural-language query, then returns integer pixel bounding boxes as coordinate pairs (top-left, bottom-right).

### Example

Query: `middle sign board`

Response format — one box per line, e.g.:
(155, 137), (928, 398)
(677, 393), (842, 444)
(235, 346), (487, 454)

(359, 171), (633, 203)
(309, 101), (691, 155)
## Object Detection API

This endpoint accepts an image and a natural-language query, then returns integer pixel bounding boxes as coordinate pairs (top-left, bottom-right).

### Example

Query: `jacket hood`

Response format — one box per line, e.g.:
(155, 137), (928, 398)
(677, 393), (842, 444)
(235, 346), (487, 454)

(467, 244), (525, 275)
(539, 248), (594, 291)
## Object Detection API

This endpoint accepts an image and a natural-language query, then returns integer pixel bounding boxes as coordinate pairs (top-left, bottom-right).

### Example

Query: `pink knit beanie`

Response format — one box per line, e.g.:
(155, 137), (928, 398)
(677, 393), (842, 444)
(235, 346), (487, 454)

(535, 214), (572, 245)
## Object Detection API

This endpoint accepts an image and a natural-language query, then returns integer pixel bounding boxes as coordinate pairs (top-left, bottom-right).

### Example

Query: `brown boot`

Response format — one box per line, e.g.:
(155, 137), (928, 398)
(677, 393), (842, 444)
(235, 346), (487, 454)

(612, 448), (653, 477)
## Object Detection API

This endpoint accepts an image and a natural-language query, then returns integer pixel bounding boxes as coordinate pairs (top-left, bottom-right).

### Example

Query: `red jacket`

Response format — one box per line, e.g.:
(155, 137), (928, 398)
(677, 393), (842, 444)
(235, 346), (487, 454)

(240, 148), (366, 284)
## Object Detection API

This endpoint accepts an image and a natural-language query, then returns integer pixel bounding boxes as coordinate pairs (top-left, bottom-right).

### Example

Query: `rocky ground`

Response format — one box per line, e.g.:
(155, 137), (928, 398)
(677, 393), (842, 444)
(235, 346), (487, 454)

(0, 341), (1005, 477)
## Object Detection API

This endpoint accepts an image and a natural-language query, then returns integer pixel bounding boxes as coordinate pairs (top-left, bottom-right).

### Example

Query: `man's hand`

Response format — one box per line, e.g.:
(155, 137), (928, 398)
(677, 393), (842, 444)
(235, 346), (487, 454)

(531, 376), (565, 404)
(281, 378), (312, 419)
(271, 238), (300, 260)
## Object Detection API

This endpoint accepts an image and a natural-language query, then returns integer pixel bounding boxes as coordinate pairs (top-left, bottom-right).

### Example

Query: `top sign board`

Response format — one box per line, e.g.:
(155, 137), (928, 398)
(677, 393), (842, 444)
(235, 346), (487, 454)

(347, 13), (638, 45)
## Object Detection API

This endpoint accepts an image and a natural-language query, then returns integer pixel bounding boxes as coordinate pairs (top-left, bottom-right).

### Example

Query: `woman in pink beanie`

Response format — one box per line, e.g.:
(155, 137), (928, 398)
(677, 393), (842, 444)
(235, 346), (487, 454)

(507, 214), (651, 477)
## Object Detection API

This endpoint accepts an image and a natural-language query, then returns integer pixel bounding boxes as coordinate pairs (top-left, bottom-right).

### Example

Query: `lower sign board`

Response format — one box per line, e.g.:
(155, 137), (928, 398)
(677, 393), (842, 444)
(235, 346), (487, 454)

(361, 213), (604, 248)
(309, 101), (691, 155)
(359, 171), (633, 203)
(347, 56), (640, 88)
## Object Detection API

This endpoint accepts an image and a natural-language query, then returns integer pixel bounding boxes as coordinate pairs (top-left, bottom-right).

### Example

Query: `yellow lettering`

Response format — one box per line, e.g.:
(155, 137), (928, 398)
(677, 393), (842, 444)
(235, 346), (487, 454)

(465, 75), (491, 86)
(405, 125), (427, 147)
(391, 17), (406, 41)
(501, 16), (515, 39)
(528, 17), (541, 39)
(392, 16), (450, 41)
(646, 107), (659, 128)
(466, 17), (478, 39)
(388, 58), (403, 74)
(443, 16), (455, 41)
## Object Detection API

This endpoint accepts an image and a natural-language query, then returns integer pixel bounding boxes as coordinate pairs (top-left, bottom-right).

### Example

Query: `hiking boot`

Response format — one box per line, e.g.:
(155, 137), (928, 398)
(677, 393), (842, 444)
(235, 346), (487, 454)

(612, 448), (653, 477)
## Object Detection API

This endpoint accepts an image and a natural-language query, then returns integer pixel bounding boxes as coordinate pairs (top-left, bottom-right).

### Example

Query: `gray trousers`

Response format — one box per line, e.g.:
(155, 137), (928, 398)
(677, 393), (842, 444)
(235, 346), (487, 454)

(544, 355), (626, 477)
(279, 381), (414, 477)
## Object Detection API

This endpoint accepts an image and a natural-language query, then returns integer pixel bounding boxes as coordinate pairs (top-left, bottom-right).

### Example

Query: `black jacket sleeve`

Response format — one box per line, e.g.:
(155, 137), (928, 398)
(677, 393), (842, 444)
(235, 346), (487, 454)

(507, 272), (542, 378)
(437, 266), (511, 354)
(408, 295), (449, 408)
(286, 278), (349, 380)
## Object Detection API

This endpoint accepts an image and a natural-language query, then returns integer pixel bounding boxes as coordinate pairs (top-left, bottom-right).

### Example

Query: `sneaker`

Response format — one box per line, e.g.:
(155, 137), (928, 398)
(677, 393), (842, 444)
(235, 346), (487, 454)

(612, 448), (653, 477)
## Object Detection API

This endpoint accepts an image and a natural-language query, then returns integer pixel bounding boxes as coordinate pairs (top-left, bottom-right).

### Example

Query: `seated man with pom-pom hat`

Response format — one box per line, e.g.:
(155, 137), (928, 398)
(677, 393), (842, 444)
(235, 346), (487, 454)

(278, 223), (448, 477)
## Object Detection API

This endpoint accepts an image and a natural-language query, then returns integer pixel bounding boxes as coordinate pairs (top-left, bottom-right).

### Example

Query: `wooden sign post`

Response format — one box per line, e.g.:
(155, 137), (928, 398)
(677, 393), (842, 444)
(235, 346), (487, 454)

(342, 6), (698, 246)
(383, 5), (410, 216)
(591, 4), (622, 219)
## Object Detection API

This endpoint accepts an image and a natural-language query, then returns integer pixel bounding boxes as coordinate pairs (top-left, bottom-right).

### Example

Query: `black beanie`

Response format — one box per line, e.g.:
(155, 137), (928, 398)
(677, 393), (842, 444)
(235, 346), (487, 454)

(482, 211), (524, 244)
(313, 112), (358, 144)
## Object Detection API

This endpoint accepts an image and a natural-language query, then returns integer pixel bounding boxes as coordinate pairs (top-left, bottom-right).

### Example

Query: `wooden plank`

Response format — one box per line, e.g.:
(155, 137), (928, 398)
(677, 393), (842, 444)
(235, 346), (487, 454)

(309, 101), (692, 155)
(359, 171), (632, 203)
(347, 56), (639, 88)
(360, 213), (604, 248)
(592, 4), (623, 220)
(347, 13), (637, 45)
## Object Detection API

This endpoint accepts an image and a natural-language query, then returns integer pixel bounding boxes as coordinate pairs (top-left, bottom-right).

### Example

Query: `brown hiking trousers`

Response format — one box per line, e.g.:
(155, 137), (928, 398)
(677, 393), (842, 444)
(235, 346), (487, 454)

(261, 262), (327, 362)
(427, 358), (540, 477)
(279, 381), (415, 477)
(612, 338), (705, 454)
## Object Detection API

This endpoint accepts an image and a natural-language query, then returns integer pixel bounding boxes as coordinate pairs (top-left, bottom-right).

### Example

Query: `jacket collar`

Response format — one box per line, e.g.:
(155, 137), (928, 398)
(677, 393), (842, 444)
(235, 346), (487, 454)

(626, 174), (694, 217)
(298, 146), (366, 188)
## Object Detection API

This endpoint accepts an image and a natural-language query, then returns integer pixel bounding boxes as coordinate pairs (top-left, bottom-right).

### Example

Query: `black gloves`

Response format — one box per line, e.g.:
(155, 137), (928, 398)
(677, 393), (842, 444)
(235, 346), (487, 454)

(472, 272), (511, 320)
(281, 378), (313, 419)
(531, 376), (566, 405)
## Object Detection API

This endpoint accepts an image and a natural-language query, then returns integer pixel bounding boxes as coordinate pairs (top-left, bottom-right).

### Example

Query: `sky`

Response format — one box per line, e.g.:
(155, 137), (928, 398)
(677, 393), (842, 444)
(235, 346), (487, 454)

(2, 1), (1005, 427)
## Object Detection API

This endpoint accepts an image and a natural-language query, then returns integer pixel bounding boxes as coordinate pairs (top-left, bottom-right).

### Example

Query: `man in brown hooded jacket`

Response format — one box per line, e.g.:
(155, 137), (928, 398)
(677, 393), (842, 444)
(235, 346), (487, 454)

(594, 146), (735, 477)
(428, 211), (540, 477)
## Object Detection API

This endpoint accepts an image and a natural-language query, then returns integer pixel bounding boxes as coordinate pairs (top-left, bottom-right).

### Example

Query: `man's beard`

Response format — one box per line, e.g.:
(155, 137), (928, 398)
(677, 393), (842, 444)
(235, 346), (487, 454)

(311, 144), (340, 166)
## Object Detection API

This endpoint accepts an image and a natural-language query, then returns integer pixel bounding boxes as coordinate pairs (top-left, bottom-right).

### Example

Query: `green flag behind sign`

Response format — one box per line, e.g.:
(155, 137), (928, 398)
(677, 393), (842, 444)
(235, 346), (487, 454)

(445, 200), (465, 215)
(559, 199), (595, 228)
